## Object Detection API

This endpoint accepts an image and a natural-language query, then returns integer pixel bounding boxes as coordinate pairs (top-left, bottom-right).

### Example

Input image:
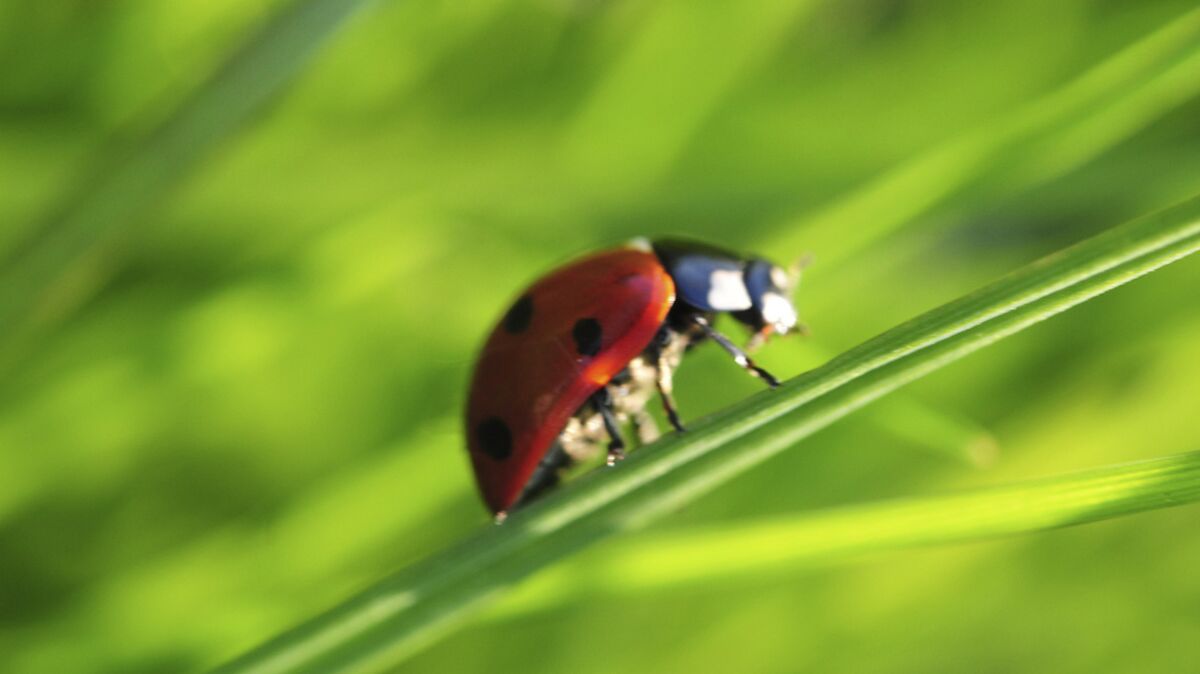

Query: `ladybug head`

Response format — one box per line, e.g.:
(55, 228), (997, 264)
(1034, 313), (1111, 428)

(650, 238), (805, 350)
(735, 256), (803, 350)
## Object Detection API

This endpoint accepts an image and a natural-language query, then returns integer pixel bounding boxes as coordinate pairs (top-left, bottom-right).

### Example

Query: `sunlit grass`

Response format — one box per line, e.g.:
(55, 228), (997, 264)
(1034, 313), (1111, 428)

(491, 449), (1200, 615)
(0, 0), (374, 372)
(2, 2), (1199, 673)
(771, 5), (1200, 263)
(210, 195), (1200, 673)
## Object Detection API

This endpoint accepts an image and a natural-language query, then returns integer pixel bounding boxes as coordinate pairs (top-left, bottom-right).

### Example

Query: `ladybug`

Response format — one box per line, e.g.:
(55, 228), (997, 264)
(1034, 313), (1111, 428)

(465, 238), (803, 519)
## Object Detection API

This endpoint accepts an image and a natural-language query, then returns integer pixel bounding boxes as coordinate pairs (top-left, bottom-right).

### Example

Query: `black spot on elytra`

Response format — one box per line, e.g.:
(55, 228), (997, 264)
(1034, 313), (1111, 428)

(476, 417), (513, 461)
(502, 295), (534, 333)
(572, 318), (603, 357)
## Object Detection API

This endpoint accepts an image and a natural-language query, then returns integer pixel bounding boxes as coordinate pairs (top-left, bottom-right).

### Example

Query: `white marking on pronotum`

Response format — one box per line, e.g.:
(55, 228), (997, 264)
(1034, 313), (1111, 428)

(706, 269), (752, 310)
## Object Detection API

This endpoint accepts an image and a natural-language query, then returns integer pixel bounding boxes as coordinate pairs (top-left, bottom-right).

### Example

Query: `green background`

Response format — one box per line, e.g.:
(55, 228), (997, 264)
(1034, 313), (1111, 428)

(2, 0), (1199, 672)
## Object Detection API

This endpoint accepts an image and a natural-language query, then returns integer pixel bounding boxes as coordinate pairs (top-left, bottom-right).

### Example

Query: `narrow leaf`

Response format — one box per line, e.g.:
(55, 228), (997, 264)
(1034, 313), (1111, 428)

(0, 0), (374, 371)
(492, 450), (1200, 615)
(770, 6), (1200, 264)
(209, 194), (1200, 673)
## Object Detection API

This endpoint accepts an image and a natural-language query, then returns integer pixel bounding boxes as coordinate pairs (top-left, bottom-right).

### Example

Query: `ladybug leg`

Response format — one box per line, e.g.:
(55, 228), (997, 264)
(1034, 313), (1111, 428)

(511, 443), (572, 512)
(692, 315), (781, 388)
(591, 387), (627, 465)
(655, 354), (686, 433)
(647, 325), (686, 433)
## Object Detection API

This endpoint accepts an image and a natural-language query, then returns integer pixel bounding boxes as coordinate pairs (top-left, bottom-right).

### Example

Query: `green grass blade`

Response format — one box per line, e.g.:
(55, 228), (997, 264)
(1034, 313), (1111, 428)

(803, 341), (998, 466)
(0, 0), (373, 371)
(770, 6), (1200, 263)
(492, 449), (1200, 614)
(207, 193), (1200, 674)
(564, 0), (817, 194)
(756, 6), (1200, 470)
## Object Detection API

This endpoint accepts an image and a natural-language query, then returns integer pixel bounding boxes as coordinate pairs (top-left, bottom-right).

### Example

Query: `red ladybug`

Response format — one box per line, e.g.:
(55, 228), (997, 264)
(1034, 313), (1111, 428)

(465, 238), (802, 518)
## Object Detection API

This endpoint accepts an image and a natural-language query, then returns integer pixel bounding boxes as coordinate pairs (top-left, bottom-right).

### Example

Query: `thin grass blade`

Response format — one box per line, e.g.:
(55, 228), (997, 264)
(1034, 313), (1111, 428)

(770, 6), (1200, 264)
(209, 194), (1200, 673)
(0, 0), (375, 372)
(490, 449), (1200, 615)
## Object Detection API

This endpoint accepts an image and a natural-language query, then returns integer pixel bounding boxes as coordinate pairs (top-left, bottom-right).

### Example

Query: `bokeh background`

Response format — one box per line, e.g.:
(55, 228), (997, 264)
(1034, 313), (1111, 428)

(2, 1), (1200, 672)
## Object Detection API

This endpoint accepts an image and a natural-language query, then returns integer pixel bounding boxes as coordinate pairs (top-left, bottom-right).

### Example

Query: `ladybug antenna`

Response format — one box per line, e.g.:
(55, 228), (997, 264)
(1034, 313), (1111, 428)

(782, 252), (813, 339)
(787, 252), (814, 292)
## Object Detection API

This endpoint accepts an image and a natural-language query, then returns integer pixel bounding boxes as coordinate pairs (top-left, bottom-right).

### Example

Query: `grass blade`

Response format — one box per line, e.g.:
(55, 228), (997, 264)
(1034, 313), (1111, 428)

(0, 0), (374, 372)
(755, 6), (1200, 473)
(770, 6), (1200, 263)
(208, 193), (1200, 674)
(491, 449), (1200, 614)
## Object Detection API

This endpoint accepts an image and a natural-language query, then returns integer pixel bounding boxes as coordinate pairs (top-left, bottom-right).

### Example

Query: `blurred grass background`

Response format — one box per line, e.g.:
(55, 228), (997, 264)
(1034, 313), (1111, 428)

(1, 1), (1199, 672)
